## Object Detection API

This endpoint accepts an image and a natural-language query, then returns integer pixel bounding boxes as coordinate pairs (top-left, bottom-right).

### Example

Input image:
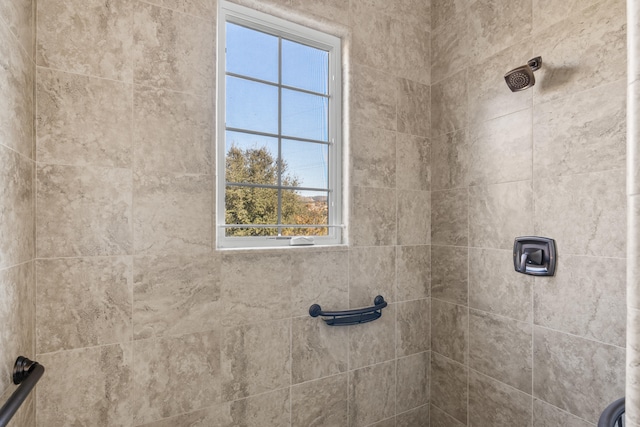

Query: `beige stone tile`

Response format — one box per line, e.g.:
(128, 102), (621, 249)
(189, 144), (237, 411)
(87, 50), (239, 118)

(349, 3), (400, 74)
(532, 0), (626, 105)
(37, 0), (133, 81)
(534, 169), (626, 258)
(1, 389), (34, 427)
(133, 171), (212, 256)
(291, 316), (348, 384)
(350, 186), (396, 247)
(431, 9), (472, 84)
(349, 302), (395, 369)
(397, 79), (431, 137)
(0, 262), (34, 393)
(291, 249), (348, 317)
(469, 309), (532, 393)
(396, 133), (430, 191)
(469, 370), (533, 426)
(37, 68), (133, 168)
(431, 299), (467, 364)
(533, 0), (601, 32)
(431, 188), (468, 246)
(36, 164), (132, 257)
(397, 352), (429, 413)
(0, 0), (34, 57)
(469, 248), (533, 322)
(533, 79), (626, 178)
(431, 70), (468, 137)
(349, 246), (396, 307)
(37, 344), (132, 426)
(431, 129), (469, 191)
(533, 399), (595, 427)
(291, 374), (348, 427)
(133, 1), (214, 93)
(134, 86), (211, 174)
(219, 251), (292, 326)
(430, 0), (466, 32)
(368, 417), (396, 427)
(0, 21), (33, 159)
(132, 331), (221, 424)
(534, 255), (626, 347)
(397, 299), (430, 357)
(468, 43), (533, 126)
(431, 245), (468, 305)
(351, 65), (396, 132)
(351, 125), (396, 189)
(431, 352), (468, 424)
(396, 245), (430, 301)
(290, 0), (349, 26)
(36, 257), (132, 353)
(626, 81), (640, 195)
(142, 0), (215, 20)
(348, 361), (395, 427)
(469, 180), (533, 250)
(397, 190), (430, 246)
(0, 145), (33, 268)
(626, 307), (640, 426)
(629, 196), (640, 312)
(397, 404), (430, 427)
(393, 21), (430, 85)
(133, 253), (221, 339)
(533, 326), (625, 423)
(221, 320), (290, 401)
(468, 109), (533, 186)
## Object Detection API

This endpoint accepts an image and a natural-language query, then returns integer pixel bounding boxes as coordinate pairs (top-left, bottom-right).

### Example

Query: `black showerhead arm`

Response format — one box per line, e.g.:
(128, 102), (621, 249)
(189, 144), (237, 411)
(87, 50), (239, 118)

(527, 56), (542, 72)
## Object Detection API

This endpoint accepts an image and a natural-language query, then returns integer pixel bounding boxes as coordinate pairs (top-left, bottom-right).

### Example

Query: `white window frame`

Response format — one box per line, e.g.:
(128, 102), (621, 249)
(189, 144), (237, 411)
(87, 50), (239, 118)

(216, 1), (344, 249)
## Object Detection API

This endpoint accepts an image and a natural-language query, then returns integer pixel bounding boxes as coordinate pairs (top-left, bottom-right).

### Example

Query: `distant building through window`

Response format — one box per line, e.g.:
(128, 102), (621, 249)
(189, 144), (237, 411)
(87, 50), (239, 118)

(217, 1), (343, 248)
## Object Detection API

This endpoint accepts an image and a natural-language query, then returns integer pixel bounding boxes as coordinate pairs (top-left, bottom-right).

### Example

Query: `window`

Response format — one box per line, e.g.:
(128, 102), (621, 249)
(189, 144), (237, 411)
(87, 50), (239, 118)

(217, 1), (343, 249)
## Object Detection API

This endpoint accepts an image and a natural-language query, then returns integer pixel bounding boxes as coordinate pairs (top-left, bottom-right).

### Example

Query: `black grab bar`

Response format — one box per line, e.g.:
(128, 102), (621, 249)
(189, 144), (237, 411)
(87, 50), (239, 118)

(0, 357), (45, 427)
(598, 397), (625, 427)
(309, 295), (388, 326)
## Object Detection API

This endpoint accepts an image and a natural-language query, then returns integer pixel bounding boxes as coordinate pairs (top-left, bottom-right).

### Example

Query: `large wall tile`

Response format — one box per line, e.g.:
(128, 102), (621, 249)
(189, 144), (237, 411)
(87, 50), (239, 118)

(134, 86), (211, 174)
(220, 251), (292, 326)
(431, 188), (468, 246)
(132, 331), (221, 424)
(533, 80), (626, 178)
(431, 299), (467, 364)
(349, 246), (396, 307)
(37, 0), (133, 81)
(291, 316), (348, 384)
(430, 0), (465, 32)
(469, 309), (532, 393)
(133, 253), (220, 340)
(431, 129), (469, 191)
(431, 245), (468, 305)
(534, 169), (625, 258)
(468, 370), (533, 427)
(350, 186), (396, 247)
(532, 0), (600, 32)
(534, 255), (626, 347)
(348, 361), (395, 427)
(533, 326), (625, 423)
(0, 0), (34, 56)
(133, 2), (214, 93)
(36, 164), (132, 257)
(469, 248), (533, 322)
(533, 399), (595, 427)
(142, 0), (216, 21)
(0, 145), (33, 268)
(397, 404), (430, 427)
(431, 352), (468, 424)
(349, 4), (400, 75)
(397, 133), (430, 191)
(396, 245), (430, 301)
(350, 303), (395, 369)
(291, 374), (348, 427)
(36, 257), (132, 353)
(397, 299), (430, 357)
(468, 109), (533, 186)
(431, 70), (468, 137)
(36, 68), (132, 168)
(397, 190), (430, 246)
(627, 308), (640, 426)
(351, 125), (396, 189)
(133, 171), (212, 256)
(221, 320), (290, 401)
(351, 65), (397, 132)
(469, 180), (533, 250)
(431, 403), (465, 427)
(397, 352), (430, 413)
(532, 0), (626, 104)
(392, 19), (431, 85)
(290, 0), (348, 26)
(37, 344), (132, 426)
(397, 78), (430, 137)
(431, 9), (471, 84)
(0, 21), (33, 159)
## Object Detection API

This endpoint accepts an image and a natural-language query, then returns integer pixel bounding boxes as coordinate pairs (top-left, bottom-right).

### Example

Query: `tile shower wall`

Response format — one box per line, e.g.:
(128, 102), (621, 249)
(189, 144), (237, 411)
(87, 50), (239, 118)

(430, 0), (627, 425)
(33, 0), (431, 426)
(0, 0), (36, 425)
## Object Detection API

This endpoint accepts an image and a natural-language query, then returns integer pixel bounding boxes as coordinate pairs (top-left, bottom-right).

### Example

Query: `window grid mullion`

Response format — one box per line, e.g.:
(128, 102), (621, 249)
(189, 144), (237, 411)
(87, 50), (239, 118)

(276, 35), (283, 234)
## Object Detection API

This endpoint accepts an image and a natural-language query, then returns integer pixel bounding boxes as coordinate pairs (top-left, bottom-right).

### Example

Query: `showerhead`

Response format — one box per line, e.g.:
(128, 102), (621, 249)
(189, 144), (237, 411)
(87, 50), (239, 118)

(504, 57), (542, 92)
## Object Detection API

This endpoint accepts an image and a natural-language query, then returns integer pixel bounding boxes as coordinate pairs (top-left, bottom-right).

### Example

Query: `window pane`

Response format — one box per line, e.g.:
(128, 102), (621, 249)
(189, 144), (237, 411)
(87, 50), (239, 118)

(282, 40), (328, 94)
(281, 89), (328, 141)
(225, 131), (279, 185)
(226, 22), (278, 82)
(225, 185), (278, 234)
(281, 190), (329, 236)
(281, 140), (328, 189)
(226, 76), (278, 134)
